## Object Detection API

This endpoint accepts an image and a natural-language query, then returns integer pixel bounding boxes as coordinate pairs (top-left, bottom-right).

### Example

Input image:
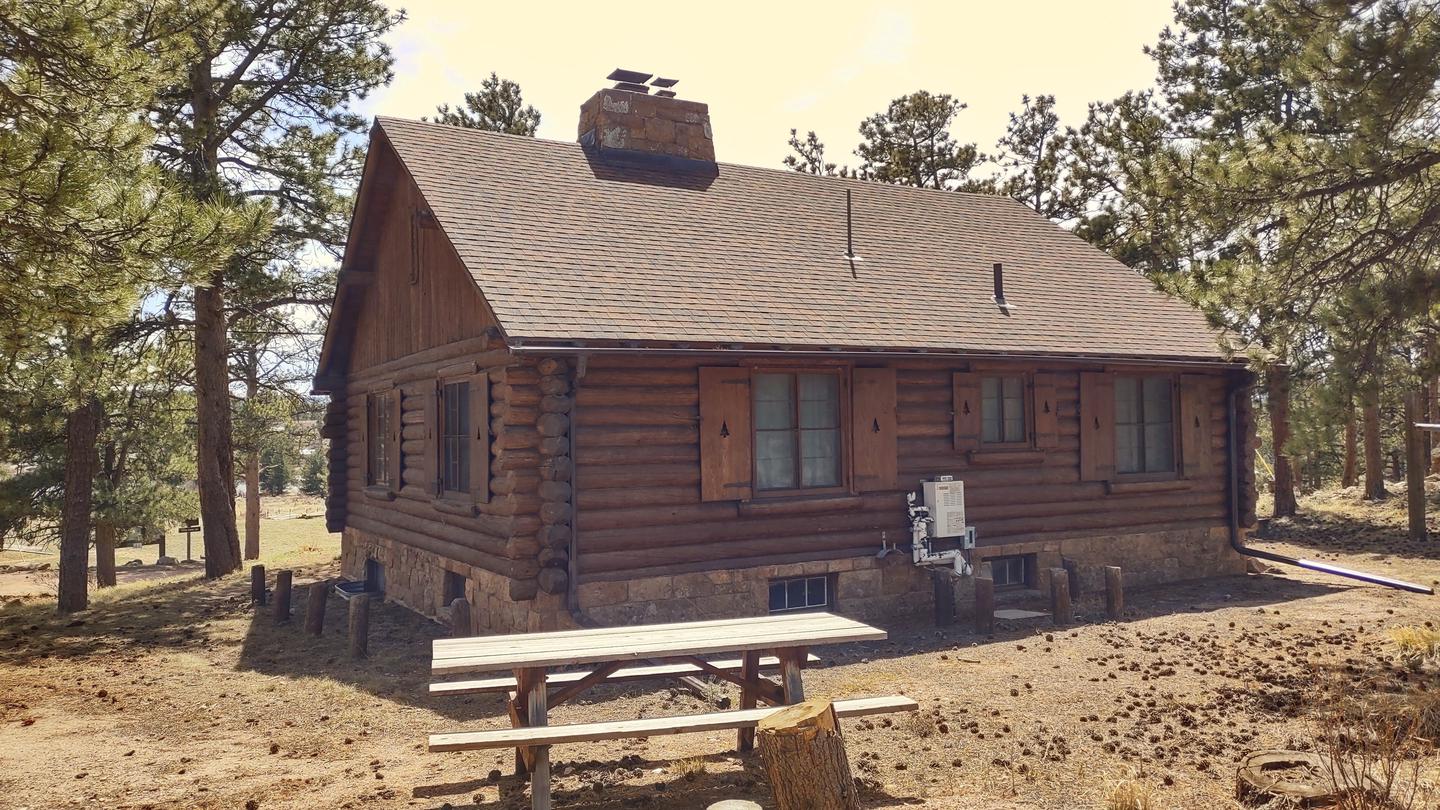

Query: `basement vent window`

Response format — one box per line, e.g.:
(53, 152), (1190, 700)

(768, 575), (830, 614)
(364, 558), (386, 595)
(442, 569), (465, 606)
(990, 555), (1031, 589)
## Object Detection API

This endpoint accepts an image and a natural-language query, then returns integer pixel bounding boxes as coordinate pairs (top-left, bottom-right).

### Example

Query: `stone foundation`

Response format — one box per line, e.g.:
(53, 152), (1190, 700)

(342, 524), (1246, 634)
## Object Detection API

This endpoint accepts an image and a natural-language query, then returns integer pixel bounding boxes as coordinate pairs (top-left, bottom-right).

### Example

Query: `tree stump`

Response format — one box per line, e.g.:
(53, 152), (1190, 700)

(272, 569), (292, 624)
(304, 580), (329, 636)
(757, 699), (859, 810)
(1234, 750), (1337, 807)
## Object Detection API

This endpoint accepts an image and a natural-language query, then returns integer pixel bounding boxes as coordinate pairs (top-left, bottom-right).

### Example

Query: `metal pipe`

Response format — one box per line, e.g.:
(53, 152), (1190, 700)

(510, 343), (1242, 369)
(1226, 384), (1434, 595)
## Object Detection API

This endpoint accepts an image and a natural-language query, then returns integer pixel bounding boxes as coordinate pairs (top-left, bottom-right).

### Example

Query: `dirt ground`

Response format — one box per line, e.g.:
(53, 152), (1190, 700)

(1, 489), (1438, 809)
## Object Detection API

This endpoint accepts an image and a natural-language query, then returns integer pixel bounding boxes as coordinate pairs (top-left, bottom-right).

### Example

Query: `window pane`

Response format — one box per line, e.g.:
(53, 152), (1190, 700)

(442, 382), (470, 493)
(1144, 422), (1174, 471)
(1117, 423), (1142, 474)
(800, 428), (840, 487)
(806, 576), (827, 607)
(1115, 377), (1139, 425)
(981, 376), (1001, 443)
(754, 373), (794, 430)
(786, 578), (807, 608)
(768, 582), (786, 612)
(1002, 376), (1024, 442)
(1143, 376), (1172, 419)
(798, 373), (839, 429)
(756, 430), (797, 490)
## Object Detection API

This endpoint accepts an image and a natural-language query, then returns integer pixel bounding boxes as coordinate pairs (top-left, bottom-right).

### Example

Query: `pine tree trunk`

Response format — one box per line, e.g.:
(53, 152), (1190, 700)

(58, 399), (100, 613)
(244, 354), (260, 560)
(94, 520), (117, 588)
(195, 279), (242, 578)
(1266, 364), (1298, 517)
(1429, 377), (1439, 475)
(1341, 411), (1358, 488)
(1363, 388), (1387, 501)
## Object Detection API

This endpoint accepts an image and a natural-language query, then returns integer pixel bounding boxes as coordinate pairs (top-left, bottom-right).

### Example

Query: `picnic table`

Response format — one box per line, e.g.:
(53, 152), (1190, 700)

(427, 611), (914, 810)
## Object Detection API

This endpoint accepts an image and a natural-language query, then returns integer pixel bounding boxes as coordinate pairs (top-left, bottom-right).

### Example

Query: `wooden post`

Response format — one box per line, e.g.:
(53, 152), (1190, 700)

(777, 646), (807, 704)
(448, 597), (472, 638)
(272, 569), (292, 624)
(932, 570), (955, 626)
(348, 593), (370, 659)
(1062, 558), (1081, 598)
(1049, 567), (1071, 626)
(304, 580), (329, 636)
(974, 576), (995, 635)
(736, 650), (761, 752)
(516, 667), (550, 810)
(756, 699), (860, 810)
(1104, 566), (1124, 620)
(250, 564), (267, 606)
(1404, 391), (1428, 541)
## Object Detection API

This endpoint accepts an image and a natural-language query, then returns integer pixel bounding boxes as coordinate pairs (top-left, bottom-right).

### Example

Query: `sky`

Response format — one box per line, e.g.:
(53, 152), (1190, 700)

(362, 0), (1177, 171)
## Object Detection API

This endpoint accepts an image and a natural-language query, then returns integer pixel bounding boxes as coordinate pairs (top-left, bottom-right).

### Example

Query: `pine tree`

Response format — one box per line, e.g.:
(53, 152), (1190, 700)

(145, 0), (402, 579)
(994, 94), (1073, 221)
(429, 72), (540, 135)
(854, 91), (987, 191)
(782, 129), (846, 176)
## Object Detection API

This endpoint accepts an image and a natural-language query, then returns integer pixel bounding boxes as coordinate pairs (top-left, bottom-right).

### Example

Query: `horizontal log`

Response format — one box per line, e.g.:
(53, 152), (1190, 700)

(539, 456), (573, 482)
(536, 357), (567, 376)
(536, 413), (569, 437)
(493, 450), (542, 472)
(572, 443), (697, 466)
(539, 375), (570, 396)
(576, 462), (700, 490)
(401, 438), (426, 456)
(539, 437), (568, 456)
(538, 481), (572, 502)
(575, 485), (697, 510)
(496, 428), (540, 450)
(347, 513), (537, 579)
(579, 425), (697, 447)
(492, 383), (540, 406)
(580, 368), (697, 387)
(576, 387), (697, 407)
(540, 502), (572, 524)
(351, 494), (514, 545)
(579, 510), (902, 553)
(574, 406), (698, 427)
(583, 530), (886, 573)
(490, 472), (541, 496)
(540, 395), (573, 414)
(348, 337), (509, 385)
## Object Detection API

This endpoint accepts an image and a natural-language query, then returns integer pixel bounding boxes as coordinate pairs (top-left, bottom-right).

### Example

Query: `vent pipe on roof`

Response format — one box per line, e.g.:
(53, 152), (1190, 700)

(993, 262), (1007, 306)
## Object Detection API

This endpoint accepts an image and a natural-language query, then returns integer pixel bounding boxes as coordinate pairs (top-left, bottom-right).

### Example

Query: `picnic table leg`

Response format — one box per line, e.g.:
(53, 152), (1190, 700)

(516, 667), (551, 810)
(736, 650), (761, 752)
(778, 646), (807, 704)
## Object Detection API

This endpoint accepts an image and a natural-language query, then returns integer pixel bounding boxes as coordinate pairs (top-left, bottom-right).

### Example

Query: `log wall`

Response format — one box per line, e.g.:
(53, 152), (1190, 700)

(572, 354), (1246, 584)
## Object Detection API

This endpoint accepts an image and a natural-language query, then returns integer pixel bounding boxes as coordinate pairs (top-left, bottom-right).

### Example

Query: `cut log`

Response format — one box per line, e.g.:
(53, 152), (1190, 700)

(1049, 567), (1071, 626)
(1234, 750), (1338, 807)
(251, 564), (267, 606)
(756, 699), (859, 810)
(449, 597), (472, 638)
(272, 570), (293, 624)
(974, 576), (995, 635)
(349, 594), (370, 659)
(304, 580), (329, 636)
(1105, 566), (1124, 620)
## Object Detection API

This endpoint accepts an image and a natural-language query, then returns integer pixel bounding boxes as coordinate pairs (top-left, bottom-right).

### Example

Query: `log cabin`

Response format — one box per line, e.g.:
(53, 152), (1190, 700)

(314, 79), (1259, 633)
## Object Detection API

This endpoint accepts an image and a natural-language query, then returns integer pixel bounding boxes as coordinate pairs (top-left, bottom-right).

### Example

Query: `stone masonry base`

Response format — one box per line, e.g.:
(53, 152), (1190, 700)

(341, 525), (1247, 634)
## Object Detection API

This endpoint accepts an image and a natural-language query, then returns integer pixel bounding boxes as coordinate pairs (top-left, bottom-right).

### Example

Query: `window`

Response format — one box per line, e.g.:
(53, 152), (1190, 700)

(769, 575), (830, 613)
(990, 555), (1030, 588)
(364, 558), (386, 594)
(981, 375), (1026, 444)
(440, 381), (471, 494)
(754, 371), (842, 491)
(1115, 375), (1176, 474)
(366, 392), (394, 486)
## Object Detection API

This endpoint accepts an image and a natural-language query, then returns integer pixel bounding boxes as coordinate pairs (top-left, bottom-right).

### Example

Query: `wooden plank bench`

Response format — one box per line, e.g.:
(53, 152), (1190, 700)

(429, 694), (916, 752)
(429, 653), (820, 697)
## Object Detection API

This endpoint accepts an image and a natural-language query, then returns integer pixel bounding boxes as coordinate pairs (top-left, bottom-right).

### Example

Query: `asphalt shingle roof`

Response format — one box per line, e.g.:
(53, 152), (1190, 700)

(375, 116), (1228, 361)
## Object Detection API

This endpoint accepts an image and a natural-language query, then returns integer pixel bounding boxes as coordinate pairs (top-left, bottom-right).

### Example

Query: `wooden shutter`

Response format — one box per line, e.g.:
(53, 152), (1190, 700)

(1078, 372), (1116, 481)
(387, 389), (402, 489)
(851, 367), (898, 492)
(1179, 374), (1212, 478)
(1032, 373), (1059, 449)
(952, 372), (981, 451)
(469, 372), (490, 503)
(423, 381), (440, 496)
(359, 393), (371, 485)
(699, 367), (752, 501)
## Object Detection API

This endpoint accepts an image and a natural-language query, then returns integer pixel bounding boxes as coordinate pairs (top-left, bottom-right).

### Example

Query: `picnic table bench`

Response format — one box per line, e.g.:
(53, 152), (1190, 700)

(427, 612), (916, 809)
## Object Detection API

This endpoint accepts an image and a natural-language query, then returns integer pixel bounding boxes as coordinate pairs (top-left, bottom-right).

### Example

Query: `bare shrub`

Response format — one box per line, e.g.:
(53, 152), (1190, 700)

(1317, 679), (1428, 810)
(1103, 773), (1155, 810)
(667, 756), (706, 781)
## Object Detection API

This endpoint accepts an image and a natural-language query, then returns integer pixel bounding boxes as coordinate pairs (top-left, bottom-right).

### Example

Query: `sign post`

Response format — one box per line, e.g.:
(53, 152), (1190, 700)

(180, 517), (201, 562)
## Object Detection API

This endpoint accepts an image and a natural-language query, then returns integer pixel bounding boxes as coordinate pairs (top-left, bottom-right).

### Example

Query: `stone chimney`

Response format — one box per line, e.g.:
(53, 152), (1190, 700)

(577, 71), (715, 165)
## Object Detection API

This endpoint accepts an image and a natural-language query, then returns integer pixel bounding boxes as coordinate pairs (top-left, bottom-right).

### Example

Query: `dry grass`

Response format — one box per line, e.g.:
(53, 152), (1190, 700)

(1388, 626), (1440, 672)
(1103, 771), (1156, 810)
(668, 756), (707, 781)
